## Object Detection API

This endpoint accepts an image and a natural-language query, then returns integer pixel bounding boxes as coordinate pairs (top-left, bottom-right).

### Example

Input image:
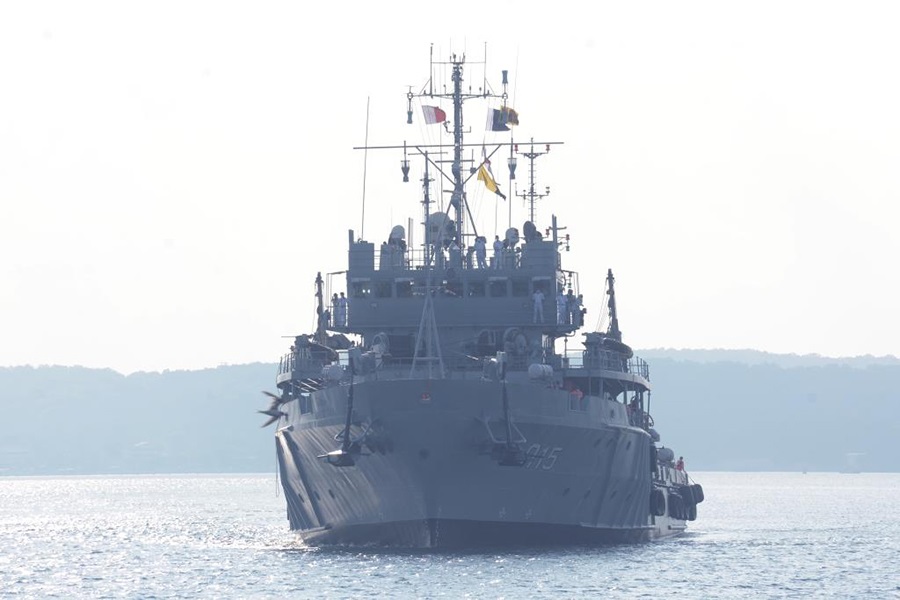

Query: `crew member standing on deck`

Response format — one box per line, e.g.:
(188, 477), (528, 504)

(576, 294), (585, 327)
(474, 236), (487, 269)
(493, 235), (503, 269)
(676, 456), (685, 471)
(337, 292), (348, 327)
(556, 290), (567, 324)
(449, 241), (462, 268)
(331, 294), (339, 327)
(533, 287), (545, 323)
(564, 289), (575, 325)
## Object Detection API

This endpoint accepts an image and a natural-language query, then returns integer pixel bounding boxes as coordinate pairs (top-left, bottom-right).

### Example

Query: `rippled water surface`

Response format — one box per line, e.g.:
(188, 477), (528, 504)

(1, 472), (898, 598)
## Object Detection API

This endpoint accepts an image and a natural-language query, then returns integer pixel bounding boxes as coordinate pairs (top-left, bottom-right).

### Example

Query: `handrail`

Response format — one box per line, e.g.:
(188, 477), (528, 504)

(373, 245), (522, 272)
(278, 353), (325, 376)
(562, 349), (650, 380)
(280, 349), (650, 380)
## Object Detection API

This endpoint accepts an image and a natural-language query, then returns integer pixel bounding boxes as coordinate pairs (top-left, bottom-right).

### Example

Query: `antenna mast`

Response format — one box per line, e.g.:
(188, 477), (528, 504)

(514, 138), (551, 224)
(410, 154), (445, 379)
(422, 152), (433, 267)
(606, 268), (622, 341)
(405, 49), (508, 246)
(360, 96), (370, 239)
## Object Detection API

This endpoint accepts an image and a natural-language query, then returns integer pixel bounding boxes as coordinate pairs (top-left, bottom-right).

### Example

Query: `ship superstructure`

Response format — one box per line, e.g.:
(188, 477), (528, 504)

(263, 49), (703, 547)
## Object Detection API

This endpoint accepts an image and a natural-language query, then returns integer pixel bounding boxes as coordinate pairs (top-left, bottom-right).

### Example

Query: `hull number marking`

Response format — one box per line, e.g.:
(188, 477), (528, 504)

(524, 444), (563, 470)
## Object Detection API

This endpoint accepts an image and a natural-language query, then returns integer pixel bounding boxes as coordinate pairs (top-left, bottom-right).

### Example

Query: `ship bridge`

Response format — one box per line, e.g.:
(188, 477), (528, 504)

(337, 229), (579, 333)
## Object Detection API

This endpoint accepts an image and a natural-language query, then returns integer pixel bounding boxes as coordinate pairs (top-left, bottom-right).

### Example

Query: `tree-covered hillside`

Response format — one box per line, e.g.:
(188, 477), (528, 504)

(1, 353), (896, 474)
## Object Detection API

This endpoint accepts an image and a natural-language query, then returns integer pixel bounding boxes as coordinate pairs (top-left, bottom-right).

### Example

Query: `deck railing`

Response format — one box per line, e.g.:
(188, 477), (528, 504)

(280, 348), (649, 381)
(374, 245), (522, 272)
(563, 350), (650, 380)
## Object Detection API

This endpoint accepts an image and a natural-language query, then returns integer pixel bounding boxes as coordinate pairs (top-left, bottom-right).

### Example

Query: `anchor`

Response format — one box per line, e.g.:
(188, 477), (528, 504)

(318, 356), (369, 467)
(491, 359), (527, 467)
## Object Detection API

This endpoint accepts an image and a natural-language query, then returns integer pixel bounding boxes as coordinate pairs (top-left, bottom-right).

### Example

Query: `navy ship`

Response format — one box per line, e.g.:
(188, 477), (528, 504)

(261, 49), (703, 547)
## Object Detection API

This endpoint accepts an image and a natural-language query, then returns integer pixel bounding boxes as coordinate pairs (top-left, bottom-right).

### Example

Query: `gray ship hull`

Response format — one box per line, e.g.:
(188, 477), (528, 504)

(275, 378), (686, 547)
(264, 51), (702, 548)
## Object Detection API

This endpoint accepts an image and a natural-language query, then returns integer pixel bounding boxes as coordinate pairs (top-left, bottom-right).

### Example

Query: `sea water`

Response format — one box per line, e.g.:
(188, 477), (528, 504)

(1, 472), (898, 598)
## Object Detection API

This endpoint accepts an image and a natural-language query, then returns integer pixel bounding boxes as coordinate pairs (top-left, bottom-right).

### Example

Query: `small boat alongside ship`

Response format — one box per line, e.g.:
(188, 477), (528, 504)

(260, 48), (703, 547)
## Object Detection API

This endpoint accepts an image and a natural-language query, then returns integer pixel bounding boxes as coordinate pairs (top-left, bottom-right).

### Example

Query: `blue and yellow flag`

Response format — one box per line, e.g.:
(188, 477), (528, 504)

(486, 107), (519, 131)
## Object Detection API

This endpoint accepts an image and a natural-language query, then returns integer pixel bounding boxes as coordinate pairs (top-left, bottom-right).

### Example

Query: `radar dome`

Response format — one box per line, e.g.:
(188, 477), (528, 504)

(426, 212), (454, 243)
(389, 225), (406, 242)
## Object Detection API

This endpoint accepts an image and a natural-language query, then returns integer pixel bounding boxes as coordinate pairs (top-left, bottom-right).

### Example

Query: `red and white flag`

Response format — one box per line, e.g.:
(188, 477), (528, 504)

(422, 105), (447, 124)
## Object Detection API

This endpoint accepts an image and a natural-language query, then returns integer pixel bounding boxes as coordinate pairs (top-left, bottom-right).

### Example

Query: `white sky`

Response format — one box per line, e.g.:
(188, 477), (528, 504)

(2, 1), (899, 374)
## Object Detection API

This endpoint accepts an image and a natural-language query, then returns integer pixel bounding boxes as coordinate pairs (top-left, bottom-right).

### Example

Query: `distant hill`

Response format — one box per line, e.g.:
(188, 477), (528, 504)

(1, 351), (898, 474)
(638, 348), (900, 369)
(644, 357), (898, 473)
(0, 364), (277, 476)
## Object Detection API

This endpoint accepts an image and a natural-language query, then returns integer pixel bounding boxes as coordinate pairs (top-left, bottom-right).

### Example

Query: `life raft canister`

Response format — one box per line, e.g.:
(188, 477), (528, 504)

(678, 484), (700, 506)
(691, 483), (705, 504)
(687, 503), (698, 521)
(650, 488), (666, 516)
(668, 492), (684, 520)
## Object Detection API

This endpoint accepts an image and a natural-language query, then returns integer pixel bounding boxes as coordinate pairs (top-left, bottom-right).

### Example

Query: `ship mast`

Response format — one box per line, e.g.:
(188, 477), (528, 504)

(410, 157), (445, 379)
(606, 268), (622, 341)
(449, 58), (465, 243)
(421, 150), (434, 267)
(314, 272), (326, 344)
(514, 138), (551, 224)
(406, 48), (508, 246)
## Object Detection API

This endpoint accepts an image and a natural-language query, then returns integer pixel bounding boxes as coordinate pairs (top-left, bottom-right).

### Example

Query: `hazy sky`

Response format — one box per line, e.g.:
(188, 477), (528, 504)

(2, 2), (899, 374)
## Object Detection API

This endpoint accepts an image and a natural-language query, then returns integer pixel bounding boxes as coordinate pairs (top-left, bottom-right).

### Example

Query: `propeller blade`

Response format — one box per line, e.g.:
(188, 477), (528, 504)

(258, 409), (287, 427)
(258, 408), (286, 418)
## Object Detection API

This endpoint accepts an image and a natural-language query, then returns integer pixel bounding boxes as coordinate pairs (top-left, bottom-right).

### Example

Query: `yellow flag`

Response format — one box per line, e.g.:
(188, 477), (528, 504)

(477, 161), (506, 200)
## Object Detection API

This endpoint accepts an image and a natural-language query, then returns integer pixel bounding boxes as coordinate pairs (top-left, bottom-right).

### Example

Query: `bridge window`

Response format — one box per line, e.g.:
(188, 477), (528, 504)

(512, 278), (530, 297)
(467, 281), (486, 297)
(396, 280), (413, 297)
(489, 279), (508, 297)
(445, 280), (463, 297)
(374, 281), (392, 298)
(351, 280), (371, 298)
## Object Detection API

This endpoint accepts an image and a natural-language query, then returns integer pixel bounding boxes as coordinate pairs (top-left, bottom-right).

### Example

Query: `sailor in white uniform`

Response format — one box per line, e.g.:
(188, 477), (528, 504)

(474, 236), (487, 269)
(336, 292), (348, 327)
(533, 288), (545, 323)
(557, 290), (567, 324)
